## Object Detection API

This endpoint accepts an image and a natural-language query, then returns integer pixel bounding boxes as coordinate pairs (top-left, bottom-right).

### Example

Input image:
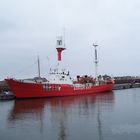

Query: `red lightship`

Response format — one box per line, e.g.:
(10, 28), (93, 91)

(6, 37), (114, 99)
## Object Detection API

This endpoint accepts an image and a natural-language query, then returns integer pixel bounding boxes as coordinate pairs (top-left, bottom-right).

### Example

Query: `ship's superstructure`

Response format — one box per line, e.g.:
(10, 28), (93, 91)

(48, 37), (73, 85)
(49, 67), (72, 85)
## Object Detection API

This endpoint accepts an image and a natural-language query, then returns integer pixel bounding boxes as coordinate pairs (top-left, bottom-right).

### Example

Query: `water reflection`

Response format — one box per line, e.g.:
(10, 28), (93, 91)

(8, 99), (45, 121)
(8, 92), (114, 140)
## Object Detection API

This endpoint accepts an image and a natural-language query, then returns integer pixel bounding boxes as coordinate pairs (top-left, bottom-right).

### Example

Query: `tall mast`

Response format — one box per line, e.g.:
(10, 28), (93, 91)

(37, 56), (41, 78)
(63, 28), (66, 48)
(93, 43), (98, 79)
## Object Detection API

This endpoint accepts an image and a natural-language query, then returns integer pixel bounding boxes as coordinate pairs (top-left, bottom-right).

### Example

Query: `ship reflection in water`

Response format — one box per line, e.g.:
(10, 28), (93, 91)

(7, 92), (114, 140)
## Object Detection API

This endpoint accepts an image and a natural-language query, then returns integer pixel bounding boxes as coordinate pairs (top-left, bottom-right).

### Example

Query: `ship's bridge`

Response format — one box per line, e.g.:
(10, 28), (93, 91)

(48, 68), (73, 85)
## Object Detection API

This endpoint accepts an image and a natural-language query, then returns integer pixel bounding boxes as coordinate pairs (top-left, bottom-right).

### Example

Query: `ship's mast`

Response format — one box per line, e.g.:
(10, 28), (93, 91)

(37, 56), (41, 78)
(93, 43), (98, 80)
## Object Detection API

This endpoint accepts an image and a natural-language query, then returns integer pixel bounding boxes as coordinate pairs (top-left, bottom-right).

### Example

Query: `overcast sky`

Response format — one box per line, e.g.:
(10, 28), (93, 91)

(0, 0), (140, 79)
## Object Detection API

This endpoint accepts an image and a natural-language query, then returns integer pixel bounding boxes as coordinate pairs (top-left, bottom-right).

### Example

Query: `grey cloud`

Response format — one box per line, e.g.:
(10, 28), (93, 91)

(0, 0), (140, 79)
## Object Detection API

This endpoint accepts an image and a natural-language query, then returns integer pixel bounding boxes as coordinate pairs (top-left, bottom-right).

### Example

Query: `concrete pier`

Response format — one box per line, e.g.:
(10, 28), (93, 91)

(113, 83), (140, 90)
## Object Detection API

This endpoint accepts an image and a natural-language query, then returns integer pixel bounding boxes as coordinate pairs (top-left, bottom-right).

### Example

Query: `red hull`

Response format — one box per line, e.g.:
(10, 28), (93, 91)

(6, 79), (114, 99)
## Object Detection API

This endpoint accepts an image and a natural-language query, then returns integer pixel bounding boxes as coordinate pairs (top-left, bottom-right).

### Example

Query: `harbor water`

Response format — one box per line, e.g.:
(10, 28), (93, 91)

(1, 88), (140, 140)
